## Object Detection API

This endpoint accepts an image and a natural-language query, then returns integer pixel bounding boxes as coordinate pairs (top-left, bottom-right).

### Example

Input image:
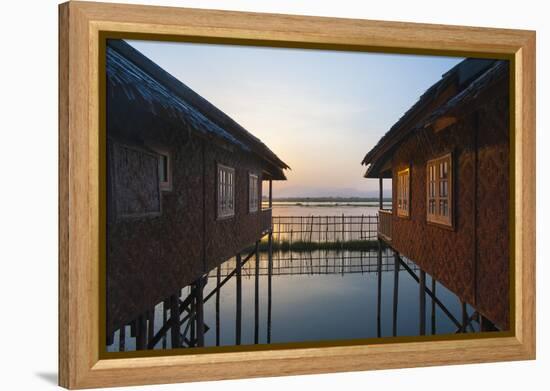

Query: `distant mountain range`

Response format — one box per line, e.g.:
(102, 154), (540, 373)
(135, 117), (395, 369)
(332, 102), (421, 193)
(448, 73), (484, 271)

(263, 196), (392, 202)
(267, 186), (392, 199)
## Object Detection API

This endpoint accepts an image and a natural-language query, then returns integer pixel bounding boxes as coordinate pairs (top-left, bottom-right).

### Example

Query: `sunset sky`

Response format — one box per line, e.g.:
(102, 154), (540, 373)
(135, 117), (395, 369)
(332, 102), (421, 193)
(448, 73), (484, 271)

(127, 40), (462, 198)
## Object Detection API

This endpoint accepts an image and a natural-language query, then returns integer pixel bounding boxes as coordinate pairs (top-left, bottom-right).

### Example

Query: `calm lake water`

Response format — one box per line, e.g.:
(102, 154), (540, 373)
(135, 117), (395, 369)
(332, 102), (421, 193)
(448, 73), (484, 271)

(107, 203), (484, 352)
(268, 201), (392, 217)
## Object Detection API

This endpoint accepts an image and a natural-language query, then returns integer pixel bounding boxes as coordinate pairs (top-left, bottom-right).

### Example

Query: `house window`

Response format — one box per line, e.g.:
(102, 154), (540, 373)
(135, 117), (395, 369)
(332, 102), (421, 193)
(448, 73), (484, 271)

(396, 167), (410, 217)
(427, 153), (453, 227)
(249, 173), (259, 213)
(157, 151), (172, 191)
(217, 164), (235, 218)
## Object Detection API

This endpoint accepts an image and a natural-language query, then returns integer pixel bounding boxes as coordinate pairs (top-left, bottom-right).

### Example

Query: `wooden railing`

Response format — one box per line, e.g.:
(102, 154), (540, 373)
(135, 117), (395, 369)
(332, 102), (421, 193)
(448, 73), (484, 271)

(378, 209), (392, 242)
(271, 215), (379, 243)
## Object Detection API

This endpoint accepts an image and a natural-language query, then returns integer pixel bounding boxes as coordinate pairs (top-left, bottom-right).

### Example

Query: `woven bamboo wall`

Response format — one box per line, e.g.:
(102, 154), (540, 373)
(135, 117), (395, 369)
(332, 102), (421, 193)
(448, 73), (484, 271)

(106, 105), (268, 336)
(389, 77), (509, 329)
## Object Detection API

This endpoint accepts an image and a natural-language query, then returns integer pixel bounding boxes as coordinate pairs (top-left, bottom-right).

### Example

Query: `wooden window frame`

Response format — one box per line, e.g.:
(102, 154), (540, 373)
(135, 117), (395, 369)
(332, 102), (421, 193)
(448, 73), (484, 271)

(148, 145), (173, 192)
(157, 150), (172, 192)
(396, 167), (410, 218)
(426, 153), (453, 228)
(217, 163), (235, 219)
(248, 172), (259, 213)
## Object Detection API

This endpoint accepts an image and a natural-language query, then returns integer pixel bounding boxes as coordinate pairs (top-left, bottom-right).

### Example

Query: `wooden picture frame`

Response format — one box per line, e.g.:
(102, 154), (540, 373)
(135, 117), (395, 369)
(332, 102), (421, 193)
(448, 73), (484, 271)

(59, 1), (536, 388)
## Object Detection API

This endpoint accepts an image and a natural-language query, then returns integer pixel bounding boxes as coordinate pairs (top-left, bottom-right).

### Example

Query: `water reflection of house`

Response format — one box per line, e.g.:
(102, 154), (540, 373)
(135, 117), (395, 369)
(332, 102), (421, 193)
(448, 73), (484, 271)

(362, 59), (509, 330)
(106, 40), (289, 342)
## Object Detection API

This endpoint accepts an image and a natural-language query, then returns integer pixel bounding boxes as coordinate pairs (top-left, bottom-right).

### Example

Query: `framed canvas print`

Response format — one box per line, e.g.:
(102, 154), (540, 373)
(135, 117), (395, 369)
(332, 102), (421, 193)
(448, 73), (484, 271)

(58, 1), (536, 389)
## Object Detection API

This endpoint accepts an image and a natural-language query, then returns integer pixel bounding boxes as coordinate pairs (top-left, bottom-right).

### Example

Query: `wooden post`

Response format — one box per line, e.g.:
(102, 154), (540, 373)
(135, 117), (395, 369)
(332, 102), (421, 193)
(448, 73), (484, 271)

(216, 266), (221, 347)
(325, 216), (329, 243)
(377, 242), (382, 338)
(392, 252), (400, 337)
(162, 299), (168, 349)
(267, 232), (273, 344)
(169, 294), (181, 348)
(341, 213), (345, 244)
(254, 241), (260, 344)
(195, 278), (205, 347)
(268, 179), (273, 209)
(147, 309), (154, 348)
(189, 287), (196, 347)
(461, 301), (468, 333)
(379, 177), (383, 210)
(119, 324), (125, 352)
(419, 270), (426, 336)
(136, 314), (147, 350)
(431, 278), (437, 335)
(236, 253), (242, 345)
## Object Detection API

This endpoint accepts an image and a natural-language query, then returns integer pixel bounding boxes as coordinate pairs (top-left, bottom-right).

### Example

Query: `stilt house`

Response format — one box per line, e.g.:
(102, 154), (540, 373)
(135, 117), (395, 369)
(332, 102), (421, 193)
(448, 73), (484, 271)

(106, 40), (289, 338)
(362, 58), (510, 330)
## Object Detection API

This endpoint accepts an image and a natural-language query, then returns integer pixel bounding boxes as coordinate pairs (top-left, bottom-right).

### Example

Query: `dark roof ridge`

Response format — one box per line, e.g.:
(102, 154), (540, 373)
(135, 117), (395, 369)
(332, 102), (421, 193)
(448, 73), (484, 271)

(107, 39), (289, 172)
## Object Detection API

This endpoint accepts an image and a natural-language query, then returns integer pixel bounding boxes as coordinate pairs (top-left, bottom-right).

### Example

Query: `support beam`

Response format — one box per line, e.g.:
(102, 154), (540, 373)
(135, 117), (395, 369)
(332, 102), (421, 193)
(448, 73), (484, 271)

(431, 278), (436, 335)
(269, 179), (273, 209)
(136, 314), (147, 350)
(419, 270), (426, 336)
(195, 278), (205, 347)
(215, 266), (221, 347)
(267, 232), (273, 344)
(236, 253), (242, 345)
(376, 242), (382, 338)
(397, 256), (462, 329)
(392, 252), (400, 337)
(379, 177), (383, 210)
(119, 324), (125, 352)
(254, 241), (260, 344)
(169, 294), (181, 348)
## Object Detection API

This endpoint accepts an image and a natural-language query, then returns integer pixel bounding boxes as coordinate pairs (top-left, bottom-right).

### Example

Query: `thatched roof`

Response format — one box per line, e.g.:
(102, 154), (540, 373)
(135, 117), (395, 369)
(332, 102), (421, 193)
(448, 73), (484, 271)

(107, 39), (289, 180)
(361, 58), (508, 178)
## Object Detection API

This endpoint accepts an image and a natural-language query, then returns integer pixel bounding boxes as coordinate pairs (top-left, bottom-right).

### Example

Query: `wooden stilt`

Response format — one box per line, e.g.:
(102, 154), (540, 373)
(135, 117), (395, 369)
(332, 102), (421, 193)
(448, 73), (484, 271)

(169, 294), (181, 348)
(119, 324), (126, 352)
(376, 242), (382, 338)
(162, 300), (168, 349)
(392, 252), (400, 337)
(130, 319), (137, 338)
(379, 177), (383, 210)
(136, 314), (147, 350)
(419, 270), (426, 336)
(147, 309), (154, 348)
(461, 301), (468, 333)
(106, 332), (114, 346)
(267, 232), (273, 344)
(195, 277), (205, 347)
(216, 265), (221, 347)
(236, 253), (242, 345)
(189, 286), (196, 347)
(431, 278), (437, 335)
(254, 241), (260, 344)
